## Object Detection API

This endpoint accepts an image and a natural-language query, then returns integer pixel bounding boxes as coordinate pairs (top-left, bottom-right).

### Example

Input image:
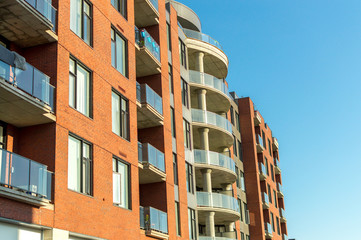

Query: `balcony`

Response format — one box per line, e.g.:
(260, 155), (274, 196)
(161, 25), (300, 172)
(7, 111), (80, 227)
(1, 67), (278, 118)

(0, 50), (56, 127)
(255, 134), (265, 153)
(199, 236), (235, 240)
(189, 70), (231, 113)
(273, 137), (279, 150)
(0, 0), (57, 47)
(279, 208), (287, 223)
(274, 158), (281, 174)
(262, 192), (269, 209)
(259, 162), (267, 180)
(0, 148), (52, 206)
(134, 0), (159, 27)
(197, 191), (240, 224)
(140, 206), (169, 239)
(191, 109), (234, 151)
(135, 27), (161, 77)
(193, 149), (236, 188)
(138, 142), (166, 184)
(277, 183), (284, 198)
(136, 82), (163, 128)
(183, 28), (228, 79)
(264, 222), (273, 239)
(254, 111), (261, 126)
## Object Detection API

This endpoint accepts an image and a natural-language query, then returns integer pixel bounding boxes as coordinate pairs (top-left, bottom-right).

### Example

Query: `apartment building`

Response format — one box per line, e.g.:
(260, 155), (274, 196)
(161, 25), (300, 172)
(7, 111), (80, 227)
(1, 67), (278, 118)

(0, 0), (288, 240)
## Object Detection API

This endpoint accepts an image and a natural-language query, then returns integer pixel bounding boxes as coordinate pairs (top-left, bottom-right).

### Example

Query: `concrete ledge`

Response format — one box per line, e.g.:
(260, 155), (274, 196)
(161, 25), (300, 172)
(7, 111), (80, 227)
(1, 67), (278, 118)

(145, 229), (169, 240)
(0, 185), (50, 207)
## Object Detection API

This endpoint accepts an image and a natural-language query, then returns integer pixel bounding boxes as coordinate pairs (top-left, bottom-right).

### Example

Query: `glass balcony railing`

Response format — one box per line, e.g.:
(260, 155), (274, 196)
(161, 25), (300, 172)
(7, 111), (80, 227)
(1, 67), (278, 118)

(197, 191), (239, 212)
(256, 134), (264, 148)
(189, 70), (230, 98)
(191, 109), (232, 134)
(140, 206), (168, 234)
(25, 0), (57, 32)
(265, 222), (272, 235)
(274, 158), (281, 168)
(194, 149), (235, 173)
(183, 28), (223, 50)
(138, 142), (165, 172)
(148, 0), (158, 11)
(280, 208), (286, 219)
(199, 237), (235, 240)
(136, 82), (163, 115)
(262, 192), (269, 205)
(135, 27), (161, 62)
(259, 162), (267, 176)
(277, 183), (283, 193)
(0, 148), (52, 200)
(0, 58), (55, 111)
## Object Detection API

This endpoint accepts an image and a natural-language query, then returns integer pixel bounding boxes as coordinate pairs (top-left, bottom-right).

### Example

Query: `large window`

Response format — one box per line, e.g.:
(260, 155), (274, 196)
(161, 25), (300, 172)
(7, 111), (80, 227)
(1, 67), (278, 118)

(238, 199), (243, 221)
(244, 202), (249, 224)
(181, 79), (189, 108)
(112, 90), (129, 140)
(271, 212), (275, 232)
(270, 164), (275, 181)
(169, 64), (174, 94)
(173, 153), (178, 185)
(235, 112), (240, 131)
(240, 171), (246, 191)
(188, 208), (196, 239)
(276, 217), (280, 234)
(175, 201), (181, 236)
(113, 157), (130, 209)
(68, 134), (92, 195)
(265, 157), (269, 175)
(179, 39), (187, 68)
(70, 0), (92, 45)
(235, 166), (240, 188)
(186, 163), (194, 194)
(111, 27), (128, 77)
(69, 57), (92, 117)
(268, 138), (272, 156)
(268, 184), (272, 204)
(238, 140), (243, 162)
(171, 107), (176, 138)
(233, 136), (238, 157)
(111, 0), (127, 18)
(183, 119), (191, 149)
(0, 122), (6, 149)
(262, 131), (266, 149)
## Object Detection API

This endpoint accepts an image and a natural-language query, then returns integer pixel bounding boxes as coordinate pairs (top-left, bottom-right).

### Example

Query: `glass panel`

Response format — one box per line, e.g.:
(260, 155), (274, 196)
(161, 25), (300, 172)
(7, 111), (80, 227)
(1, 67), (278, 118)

(16, 63), (34, 95)
(112, 92), (120, 135)
(183, 29), (223, 50)
(11, 154), (30, 191)
(29, 160), (47, 196)
(117, 161), (128, 208)
(137, 28), (160, 61)
(70, 0), (82, 36)
(113, 172), (121, 204)
(76, 65), (90, 116)
(68, 136), (81, 192)
(116, 34), (126, 75)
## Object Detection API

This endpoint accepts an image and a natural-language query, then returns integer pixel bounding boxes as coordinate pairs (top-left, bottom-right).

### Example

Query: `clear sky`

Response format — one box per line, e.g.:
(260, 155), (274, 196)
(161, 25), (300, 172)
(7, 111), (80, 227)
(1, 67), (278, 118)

(178, 0), (361, 239)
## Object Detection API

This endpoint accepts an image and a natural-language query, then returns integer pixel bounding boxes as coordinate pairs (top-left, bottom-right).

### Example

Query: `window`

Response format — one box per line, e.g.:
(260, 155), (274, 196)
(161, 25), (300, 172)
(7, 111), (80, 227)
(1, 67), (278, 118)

(271, 212), (275, 232)
(265, 158), (269, 175)
(270, 164), (275, 181)
(183, 119), (191, 149)
(175, 201), (181, 236)
(69, 57), (92, 117)
(181, 79), (189, 108)
(268, 138), (272, 156)
(179, 39), (187, 68)
(171, 107), (176, 138)
(111, 27), (128, 77)
(241, 233), (245, 240)
(246, 235), (250, 240)
(173, 153), (178, 185)
(113, 157), (130, 209)
(186, 163), (194, 194)
(169, 64), (174, 94)
(0, 122), (6, 149)
(230, 106), (234, 124)
(268, 184), (272, 204)
(188, 208), (196, 239)
(111, 0), (127, 18)
(240, 171), (246, 191)
(244, 202), (249, 224)
(262, 131), (266, 149)
(68, 134), (92, 195)
(235, 112), (240, 131)
(276, 217), (280, 234)
(238, 199), (243, 221)
(112, 90), (129, 140)
(233, 136), (237, 157)
(70, 0), (92, 45)
(167, 23), (172, 51)
(238, 140), (243, 162)
(235, 166), (240, 188)
(273, 189), (277, 208)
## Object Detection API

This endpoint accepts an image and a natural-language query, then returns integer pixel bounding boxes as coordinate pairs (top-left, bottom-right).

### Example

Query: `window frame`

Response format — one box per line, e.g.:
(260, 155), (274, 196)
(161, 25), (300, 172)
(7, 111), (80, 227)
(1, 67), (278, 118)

(188, 208), (196, 239)
(112, 88), (130, 140)
(112, 155), (131, 209)
(186, 163), (194, 194)
(183, 119), (191, 150)
(111, 0), (127, 19)
(169, 64), (174, 94)
(233, 135), (238, 157)
(230, 106), (234, 124)
(167, 23), (172, 51)
(0, 121), (7, 149)
(173, 153), (178, 185)
(181, 78), (189, 108)
(171, 107), (176, 138)
(268, 184), (272, 204)
(175, 201), (181, 236)
(111, 26), (129, 78)
(179, 38), (187, 69)
(70, 0), (93, 46)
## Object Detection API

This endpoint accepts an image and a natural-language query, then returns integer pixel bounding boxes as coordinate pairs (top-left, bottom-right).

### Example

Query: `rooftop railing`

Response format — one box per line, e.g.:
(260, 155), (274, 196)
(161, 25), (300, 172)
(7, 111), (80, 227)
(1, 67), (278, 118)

(191, 109), (232, 134)
(138, 142), (165, 172)
(135, 27), (161, 62)
(194, 149), (235, 173)
(197, 191), (239, 212)
(189, 70), (230, 98)
(25, 0), (57, 32)
(140, 206), (168, 234)
(136, 82), (163, 115)
(183, 28), (223, 50)
(0, 148), (52, 200)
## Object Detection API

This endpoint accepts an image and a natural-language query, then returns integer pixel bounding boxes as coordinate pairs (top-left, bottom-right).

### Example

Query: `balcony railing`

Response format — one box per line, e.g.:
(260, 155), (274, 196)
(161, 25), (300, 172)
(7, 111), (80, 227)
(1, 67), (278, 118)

(197, 191), (239, 212)
(138, 142), (165, 172)
(274, 158), (281, 168)
(183, 28), (223, 50)
(194, 149), (235, 173)
(0, 148), (52, 200)
(140, 206), (168, 234)
(189, 70), (230, 98)
(280, 208), (286, 219)
(256, 134), (264, 148)
(199, 237), (235, 240)
(135, 27), (160, 62)
(191, 109), (232, 134)
(277, 183), (283, 193)
(148, 0), (158, 11)
(136, 82), (163, 115)
(0, 58), (55, 111)
(262, 192), (269, 205)
(25, 0), (57, 32)
(265, 222), (273, 235)
(259, 162), (267, 175)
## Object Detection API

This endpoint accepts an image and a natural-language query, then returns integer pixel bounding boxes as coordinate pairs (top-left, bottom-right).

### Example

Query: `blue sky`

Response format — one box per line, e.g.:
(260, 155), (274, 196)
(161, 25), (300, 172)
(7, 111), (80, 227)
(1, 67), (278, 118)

(179, 0), (361, 239)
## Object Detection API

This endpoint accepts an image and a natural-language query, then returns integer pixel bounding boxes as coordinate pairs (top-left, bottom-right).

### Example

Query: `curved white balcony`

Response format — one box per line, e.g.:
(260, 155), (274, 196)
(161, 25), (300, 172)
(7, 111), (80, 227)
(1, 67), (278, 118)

(194, 149), (236, 188)
(197, 191), (240, 224)
(191, 109), (233, 151)
(184, 29), (228, 79)
(189, 70), (231, 113)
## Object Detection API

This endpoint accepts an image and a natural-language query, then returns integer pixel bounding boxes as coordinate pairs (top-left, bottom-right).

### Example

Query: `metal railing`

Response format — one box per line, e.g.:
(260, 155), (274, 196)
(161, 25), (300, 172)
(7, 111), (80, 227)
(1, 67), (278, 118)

(0, 148), (52, 200)
(24, 0), (57, 32)
(138, 142), (165, 172)
(189, 70), (230, 98)
(0, 59), (55, 111)
(191, 109), (232, 134)
(183, 28), (223, 50)
(140, 206), (168, 234)
(197, 191), (239, 212)
(194, 149), (235, 173)
(135, 27), (161, 62)
(136, 82), (163, 115)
